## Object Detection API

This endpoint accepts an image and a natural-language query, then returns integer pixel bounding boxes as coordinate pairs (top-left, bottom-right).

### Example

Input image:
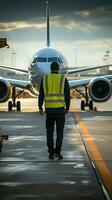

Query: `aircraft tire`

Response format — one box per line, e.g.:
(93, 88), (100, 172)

(81, 100), (85, 110)
(89, 100), (93, 110)
(8, 101), (13, 112)
(17, 101), (21, 111)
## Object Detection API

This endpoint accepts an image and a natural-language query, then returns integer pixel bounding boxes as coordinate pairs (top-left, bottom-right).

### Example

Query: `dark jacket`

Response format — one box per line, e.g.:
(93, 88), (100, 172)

(38, 73), (70, 113)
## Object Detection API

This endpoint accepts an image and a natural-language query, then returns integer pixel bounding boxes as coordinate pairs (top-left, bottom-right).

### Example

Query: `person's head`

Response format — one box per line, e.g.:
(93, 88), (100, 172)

(50, 62), (59, 73)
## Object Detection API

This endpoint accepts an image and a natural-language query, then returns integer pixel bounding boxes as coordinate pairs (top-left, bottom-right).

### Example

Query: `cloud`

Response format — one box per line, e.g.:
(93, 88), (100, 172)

(53, 38), (112, 51)
(51, 5), (112, 35)
(0, 16), (97, 34)
(0, 3), (112, 35)
(0, 4), (112, 45)
(74, 38), (112, 48)
(0, 21), (46, 32)
(51, 18), (97, 33)
(51, 19), (80, 30)
(75, 10), (91, 17)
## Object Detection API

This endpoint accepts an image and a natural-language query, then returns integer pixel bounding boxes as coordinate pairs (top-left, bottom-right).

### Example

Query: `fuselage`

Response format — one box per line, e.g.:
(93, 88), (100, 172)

(28, 47), (68, 95)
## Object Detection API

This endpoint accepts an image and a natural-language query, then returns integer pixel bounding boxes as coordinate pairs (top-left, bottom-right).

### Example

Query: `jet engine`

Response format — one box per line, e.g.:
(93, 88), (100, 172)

(88, 77), (112, 102)
(0, 78), (11, 102)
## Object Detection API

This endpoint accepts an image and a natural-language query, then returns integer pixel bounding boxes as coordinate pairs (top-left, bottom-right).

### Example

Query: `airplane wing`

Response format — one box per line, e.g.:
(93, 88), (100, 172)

(6, 78), (30, 89)
(1, 64), (112, 74)
(69, 74), (112, 110)
(0, 65), (32, 93)
(67, 64), (112, 74)
(0, 65), (28, 73)
(69, 74), (112, 88)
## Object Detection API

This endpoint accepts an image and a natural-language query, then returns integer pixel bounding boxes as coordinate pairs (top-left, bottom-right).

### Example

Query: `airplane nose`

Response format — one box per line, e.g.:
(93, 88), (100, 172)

(36, 63), (51, 75)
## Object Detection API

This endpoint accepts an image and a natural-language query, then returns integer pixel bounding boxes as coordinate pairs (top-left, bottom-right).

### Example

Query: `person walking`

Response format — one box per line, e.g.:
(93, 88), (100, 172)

(38, 62), (70, 160)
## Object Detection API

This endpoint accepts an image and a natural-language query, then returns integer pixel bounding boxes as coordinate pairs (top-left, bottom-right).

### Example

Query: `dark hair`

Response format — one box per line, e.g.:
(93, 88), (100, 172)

(50, 62), (59, 71)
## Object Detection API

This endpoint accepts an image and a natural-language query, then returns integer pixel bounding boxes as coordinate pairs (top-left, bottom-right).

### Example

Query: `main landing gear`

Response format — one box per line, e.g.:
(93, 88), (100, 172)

(81, 99), (93, 111)
(76, 86), (94, 111)
(8, 87), (21, 112)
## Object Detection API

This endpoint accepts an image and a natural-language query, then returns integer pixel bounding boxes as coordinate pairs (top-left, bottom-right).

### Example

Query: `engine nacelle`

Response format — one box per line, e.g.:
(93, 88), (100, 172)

(88, 77), (112, 102)
(0, 78), (11, 102)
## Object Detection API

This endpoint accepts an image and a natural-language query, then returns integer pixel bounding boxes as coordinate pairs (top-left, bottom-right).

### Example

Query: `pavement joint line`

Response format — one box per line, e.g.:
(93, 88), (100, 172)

(0, 159), (112, 162)
(73, 110), (112, 199)
(0, 160), (89, 163)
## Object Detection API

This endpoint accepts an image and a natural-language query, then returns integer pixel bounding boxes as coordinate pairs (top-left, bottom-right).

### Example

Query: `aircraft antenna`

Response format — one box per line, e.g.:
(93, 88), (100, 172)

(46, 1), (50, 47)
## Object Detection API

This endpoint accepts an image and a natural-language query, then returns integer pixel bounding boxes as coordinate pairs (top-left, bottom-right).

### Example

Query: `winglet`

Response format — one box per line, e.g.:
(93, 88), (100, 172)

(46, 1), (50, 47)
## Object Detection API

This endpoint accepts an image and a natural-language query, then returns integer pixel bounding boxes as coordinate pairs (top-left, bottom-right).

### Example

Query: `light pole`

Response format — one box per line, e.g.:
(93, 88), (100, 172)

(11, 50), (16, 68)
(102, 57), (106, 65)
(104, 50), (110, 65)
(0, 56), (4, 65)
(74, 49), (78, 67)
(103, 50), (111, 74)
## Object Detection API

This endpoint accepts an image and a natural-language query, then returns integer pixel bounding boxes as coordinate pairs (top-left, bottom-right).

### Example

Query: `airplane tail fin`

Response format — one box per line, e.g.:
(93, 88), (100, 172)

(46, 1), (50, 47)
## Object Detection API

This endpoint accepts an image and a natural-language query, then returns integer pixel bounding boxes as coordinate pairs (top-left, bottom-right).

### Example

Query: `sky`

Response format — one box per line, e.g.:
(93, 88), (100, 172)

(0, 0), (112, 69)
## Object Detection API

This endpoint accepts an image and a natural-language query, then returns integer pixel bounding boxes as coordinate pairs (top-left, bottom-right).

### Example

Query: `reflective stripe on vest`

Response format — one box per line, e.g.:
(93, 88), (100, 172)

(43, 74), (65, 108)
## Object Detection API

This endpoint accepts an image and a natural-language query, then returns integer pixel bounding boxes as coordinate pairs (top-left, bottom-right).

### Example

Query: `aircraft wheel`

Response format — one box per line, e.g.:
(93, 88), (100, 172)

(89, 100), (93, 110)
(17, 101), (21, 111)
(0, 141), (2, 153)
(81, 100), (85, 110)
(8, 101), (13, 111)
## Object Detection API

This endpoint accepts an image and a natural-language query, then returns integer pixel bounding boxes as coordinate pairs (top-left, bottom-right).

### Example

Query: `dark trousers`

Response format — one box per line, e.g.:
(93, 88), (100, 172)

(46, 113), (65, 154)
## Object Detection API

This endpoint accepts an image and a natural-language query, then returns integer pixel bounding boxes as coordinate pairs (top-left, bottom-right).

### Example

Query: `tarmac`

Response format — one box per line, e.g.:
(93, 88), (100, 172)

(0, 98), (112, 200)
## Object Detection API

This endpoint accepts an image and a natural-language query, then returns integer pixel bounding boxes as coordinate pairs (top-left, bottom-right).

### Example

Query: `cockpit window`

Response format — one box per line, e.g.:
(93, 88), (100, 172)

(32, 57), (37, 64)
(48, 57), (63, 63)
(58, 57), (63, 63)
(32, 57), (47, 63)
(48, 57), (58, 62)
(37, 57), (47, 62)
(32, 57), (63, 63)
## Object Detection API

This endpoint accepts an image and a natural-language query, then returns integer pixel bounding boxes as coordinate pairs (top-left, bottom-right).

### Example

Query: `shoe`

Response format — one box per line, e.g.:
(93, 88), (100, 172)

(55, 153), (63, 160)
(49, 154), (54, 160)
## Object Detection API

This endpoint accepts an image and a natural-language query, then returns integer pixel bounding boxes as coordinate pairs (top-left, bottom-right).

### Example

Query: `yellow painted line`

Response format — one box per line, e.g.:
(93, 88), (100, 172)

(74, 111), (112, 195)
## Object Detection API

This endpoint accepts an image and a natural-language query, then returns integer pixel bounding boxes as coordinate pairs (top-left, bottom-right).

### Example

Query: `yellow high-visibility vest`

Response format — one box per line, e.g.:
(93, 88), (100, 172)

(43, 74), (66, 108)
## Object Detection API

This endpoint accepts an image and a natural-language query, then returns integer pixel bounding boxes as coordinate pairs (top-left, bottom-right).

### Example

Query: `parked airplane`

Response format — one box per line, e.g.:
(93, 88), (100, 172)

(0, 1), (112, 111)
